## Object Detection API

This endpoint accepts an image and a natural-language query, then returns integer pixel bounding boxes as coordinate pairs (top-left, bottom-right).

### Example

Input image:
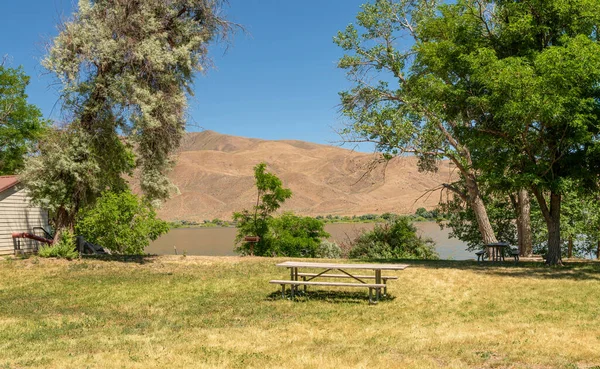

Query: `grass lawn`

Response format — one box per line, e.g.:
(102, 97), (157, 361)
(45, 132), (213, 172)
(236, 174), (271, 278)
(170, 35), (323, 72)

(1, 256), (600, 369)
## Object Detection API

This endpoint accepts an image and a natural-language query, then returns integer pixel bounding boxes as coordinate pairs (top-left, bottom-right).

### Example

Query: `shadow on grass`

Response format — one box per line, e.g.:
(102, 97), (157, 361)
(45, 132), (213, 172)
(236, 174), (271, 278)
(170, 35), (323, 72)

(266, 289), (396, 304)
(356, 258), (600, 281)
(80, 254), (158, 264)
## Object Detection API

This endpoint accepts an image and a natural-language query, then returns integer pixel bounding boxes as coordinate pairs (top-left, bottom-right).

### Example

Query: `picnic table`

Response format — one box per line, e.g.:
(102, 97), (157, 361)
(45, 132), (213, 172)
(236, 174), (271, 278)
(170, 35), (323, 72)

(487, 242), (510, 261)
(270, 261), (408, 304)
(476, 242), (519, 263)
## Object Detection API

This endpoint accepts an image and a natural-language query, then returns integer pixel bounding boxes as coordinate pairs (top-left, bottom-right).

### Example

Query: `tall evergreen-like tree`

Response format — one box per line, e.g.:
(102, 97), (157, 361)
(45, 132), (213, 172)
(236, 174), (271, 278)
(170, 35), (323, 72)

(22, 0), (233, 236)
(0, 65), (48, 174)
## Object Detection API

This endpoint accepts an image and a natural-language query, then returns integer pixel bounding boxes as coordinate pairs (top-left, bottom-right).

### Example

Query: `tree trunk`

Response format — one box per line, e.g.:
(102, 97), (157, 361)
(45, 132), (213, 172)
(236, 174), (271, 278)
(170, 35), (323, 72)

(597, 240), (599, 260)
(535, 191), (562, 265)
(532, 188), (562, 265)
(545, 192), (562, 265)
(464, 174), (498, 245)
(510, 193), (522, 249)
(518, 189), (532, 256)
(567, 236), (573, 258)
(52, 207), (75, 244)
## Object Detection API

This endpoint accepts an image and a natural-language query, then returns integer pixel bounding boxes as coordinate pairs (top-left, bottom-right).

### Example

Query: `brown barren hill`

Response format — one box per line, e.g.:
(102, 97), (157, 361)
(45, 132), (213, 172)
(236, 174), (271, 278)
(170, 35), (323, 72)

(158, 130), (456, 221)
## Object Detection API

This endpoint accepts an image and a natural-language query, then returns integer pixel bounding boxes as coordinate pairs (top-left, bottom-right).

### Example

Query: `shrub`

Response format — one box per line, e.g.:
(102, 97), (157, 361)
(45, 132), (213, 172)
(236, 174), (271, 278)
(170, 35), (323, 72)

(348, 217), (439, 260)
(316, 240), (342, 259)
(415, 207), (431, 219)
(76, 190), (169, 255)
(38, 231), (79, 260)
(268, 213), (330, 257)
(235, 212), (330, 257)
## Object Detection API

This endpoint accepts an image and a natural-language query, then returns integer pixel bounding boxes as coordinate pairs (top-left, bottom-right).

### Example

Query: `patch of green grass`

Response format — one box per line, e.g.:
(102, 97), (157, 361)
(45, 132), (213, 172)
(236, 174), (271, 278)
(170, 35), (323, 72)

(0, 257), (599, 368)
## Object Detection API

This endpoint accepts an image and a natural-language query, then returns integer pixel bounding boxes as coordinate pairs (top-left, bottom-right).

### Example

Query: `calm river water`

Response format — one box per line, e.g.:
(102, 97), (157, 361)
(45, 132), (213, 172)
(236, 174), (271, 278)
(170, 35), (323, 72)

(147, 222), (473, 260)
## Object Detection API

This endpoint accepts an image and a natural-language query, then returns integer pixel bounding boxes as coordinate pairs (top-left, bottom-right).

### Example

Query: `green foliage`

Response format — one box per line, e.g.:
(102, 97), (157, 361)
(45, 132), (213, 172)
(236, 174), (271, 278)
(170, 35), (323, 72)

(235, 212), (330, 257)
(232, 164), (330, 257)
(20, 128), (132, 231)
(529, 191), (600, 258)
(43, 0), (233, 201)
(334, 0), (501, 249)
(0, 65), (49, 175)
(25, 1), (232, 238)
(415, 208), (438, 220)
(414, 0), (600, 264)
(348, 217), (438, 260)
(170, 219), (236, 228)
(334, 0), (446, 172)
(76, 190), (169, 255)
(38, 231), (78, 260)
(438, 182), (600, 258)
(268, 213), (330, 257)
(317, 212), (438, 224)
(234, 163), (292, 256)
(316, 240), (342, 259)
(437, 182), (518, 251)
(337, 0), (600, 264)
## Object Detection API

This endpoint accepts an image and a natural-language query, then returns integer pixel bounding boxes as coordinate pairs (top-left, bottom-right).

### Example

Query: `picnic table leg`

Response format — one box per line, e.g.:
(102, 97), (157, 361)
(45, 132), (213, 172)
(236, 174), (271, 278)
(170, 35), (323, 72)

(294, 267), (299, 296)
(281, 284), (285, 299)
(289, 268), (295, 299)
(375, 270), (382, 301)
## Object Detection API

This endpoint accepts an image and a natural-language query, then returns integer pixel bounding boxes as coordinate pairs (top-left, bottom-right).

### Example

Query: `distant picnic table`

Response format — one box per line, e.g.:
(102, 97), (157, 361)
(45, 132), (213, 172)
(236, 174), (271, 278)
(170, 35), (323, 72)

(270, 261), (408, 304)
(476, 242), (519, 263)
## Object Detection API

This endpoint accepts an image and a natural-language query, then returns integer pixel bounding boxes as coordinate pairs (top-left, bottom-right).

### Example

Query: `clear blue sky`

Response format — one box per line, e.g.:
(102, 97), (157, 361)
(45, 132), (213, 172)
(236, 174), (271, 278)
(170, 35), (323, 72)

(0, 0), (370, 146)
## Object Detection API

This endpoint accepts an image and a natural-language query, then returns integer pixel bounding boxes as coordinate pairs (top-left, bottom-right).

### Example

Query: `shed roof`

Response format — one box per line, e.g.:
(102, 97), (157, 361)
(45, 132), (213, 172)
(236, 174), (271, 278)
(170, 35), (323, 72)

(0, 176), (20, 193)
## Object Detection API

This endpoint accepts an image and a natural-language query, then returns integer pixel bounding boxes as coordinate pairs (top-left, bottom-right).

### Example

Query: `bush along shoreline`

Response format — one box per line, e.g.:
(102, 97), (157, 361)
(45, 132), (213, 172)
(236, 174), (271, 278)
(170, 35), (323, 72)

(169, 207), (444, 229)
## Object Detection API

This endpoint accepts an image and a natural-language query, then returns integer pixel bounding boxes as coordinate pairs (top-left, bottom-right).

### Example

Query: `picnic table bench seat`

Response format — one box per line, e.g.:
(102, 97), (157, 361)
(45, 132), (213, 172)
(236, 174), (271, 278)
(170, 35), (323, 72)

(296, 273), (398, 295)
(509, 248), (520, 262)
(475, 249), (487, 262)
(269, 279), (386, 304)
(296, 273), (398, 280)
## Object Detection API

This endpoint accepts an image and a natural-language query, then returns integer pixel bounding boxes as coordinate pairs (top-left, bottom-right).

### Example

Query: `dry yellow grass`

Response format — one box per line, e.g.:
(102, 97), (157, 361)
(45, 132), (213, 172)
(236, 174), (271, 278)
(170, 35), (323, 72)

(1, 256), (600, 368)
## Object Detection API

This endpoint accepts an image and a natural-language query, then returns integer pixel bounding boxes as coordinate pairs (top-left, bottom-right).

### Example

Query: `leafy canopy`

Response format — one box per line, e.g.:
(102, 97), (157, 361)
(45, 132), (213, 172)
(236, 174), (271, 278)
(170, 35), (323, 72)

(412, 0), (600, 264)
(23, 0), (231, 235)
(348, 217), (438, 260)
(268, 212), (330, 258)
(0, 65), (48, 175)
(233, 163), (292, 256)
(76, 189), (169, 255)
(21, 128), (134, 232)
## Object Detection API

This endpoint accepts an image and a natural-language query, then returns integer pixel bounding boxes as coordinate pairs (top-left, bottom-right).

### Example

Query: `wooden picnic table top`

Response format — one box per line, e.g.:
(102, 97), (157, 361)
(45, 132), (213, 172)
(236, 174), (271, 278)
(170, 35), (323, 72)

(485, 242), (510, 247)
(276, 261), (409, 270)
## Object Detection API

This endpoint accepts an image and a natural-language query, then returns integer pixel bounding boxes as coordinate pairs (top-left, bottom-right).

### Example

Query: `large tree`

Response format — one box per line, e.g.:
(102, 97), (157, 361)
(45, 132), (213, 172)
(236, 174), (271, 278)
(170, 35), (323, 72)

(22, 0), (232, 235)
(335, 0), (499, 245)
(413, 0), (600, 264)
(0, 65), (48, 174)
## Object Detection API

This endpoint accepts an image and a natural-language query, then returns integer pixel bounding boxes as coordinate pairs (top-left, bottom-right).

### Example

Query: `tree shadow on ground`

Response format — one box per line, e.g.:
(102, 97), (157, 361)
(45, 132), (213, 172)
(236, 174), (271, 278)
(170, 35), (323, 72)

(266, 289), (396, 304)
(360, 258), (600, 281)
(80, 254), (158, 264)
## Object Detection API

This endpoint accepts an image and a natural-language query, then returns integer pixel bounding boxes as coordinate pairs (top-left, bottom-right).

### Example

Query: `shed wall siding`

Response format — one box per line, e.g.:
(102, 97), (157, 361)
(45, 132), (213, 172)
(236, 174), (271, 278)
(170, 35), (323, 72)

(0, 186), (49, 255)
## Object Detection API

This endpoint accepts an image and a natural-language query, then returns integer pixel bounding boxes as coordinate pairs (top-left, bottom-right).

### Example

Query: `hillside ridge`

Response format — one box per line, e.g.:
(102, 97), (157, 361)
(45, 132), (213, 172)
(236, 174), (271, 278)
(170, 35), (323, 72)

(159, 130), (455, 221)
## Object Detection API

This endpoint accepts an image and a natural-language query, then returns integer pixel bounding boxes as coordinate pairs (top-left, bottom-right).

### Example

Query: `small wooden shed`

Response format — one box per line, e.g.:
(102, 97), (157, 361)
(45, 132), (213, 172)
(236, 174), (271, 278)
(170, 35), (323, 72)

(0, 176), (50, 255)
